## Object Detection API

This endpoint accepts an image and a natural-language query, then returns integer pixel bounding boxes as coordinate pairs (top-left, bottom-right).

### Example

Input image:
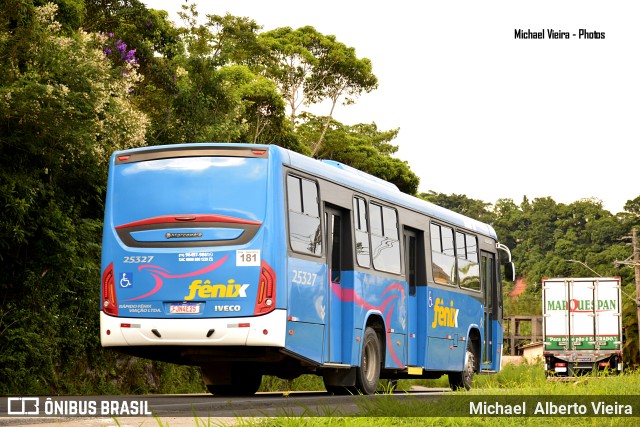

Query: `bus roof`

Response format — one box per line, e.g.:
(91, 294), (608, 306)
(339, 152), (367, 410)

(111, 143), (498, 240)
(278, 146), (498, 240)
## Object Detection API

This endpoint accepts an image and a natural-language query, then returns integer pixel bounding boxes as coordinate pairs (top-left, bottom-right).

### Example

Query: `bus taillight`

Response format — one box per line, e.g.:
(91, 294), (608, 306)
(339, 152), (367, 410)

(101, 263), (119, 316)
(254, 261), (276, 315)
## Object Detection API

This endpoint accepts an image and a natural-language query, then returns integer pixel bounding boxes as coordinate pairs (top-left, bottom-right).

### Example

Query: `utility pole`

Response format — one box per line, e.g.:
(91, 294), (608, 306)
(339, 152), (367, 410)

(634, 228), (640, 356)
(615, 227), (640, 358)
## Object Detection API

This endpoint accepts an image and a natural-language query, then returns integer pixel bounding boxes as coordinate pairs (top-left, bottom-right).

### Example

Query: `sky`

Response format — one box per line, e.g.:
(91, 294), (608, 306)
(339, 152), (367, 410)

(143, 0), (639, 214)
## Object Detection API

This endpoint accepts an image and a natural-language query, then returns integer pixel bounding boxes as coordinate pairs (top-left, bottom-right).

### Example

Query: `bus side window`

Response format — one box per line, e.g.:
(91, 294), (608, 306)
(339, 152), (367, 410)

(430, 223), (456, 286)
(287, 175), (321, 255)
(404, 230), (417, 296)
(458, 232), (480, 291)
(353, 197), (371, 268)
(370, 203), (401, 274)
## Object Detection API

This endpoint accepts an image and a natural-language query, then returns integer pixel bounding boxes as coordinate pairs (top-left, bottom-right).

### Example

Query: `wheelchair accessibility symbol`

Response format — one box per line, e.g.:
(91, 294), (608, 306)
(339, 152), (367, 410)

(119, 272), (133, 288)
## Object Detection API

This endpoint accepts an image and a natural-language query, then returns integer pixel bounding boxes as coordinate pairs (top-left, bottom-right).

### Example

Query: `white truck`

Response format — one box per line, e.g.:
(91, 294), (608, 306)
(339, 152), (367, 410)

(542, 277), (623, 377)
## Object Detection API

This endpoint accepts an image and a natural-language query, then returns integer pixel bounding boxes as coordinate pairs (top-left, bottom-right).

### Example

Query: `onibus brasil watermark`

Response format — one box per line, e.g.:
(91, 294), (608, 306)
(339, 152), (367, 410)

(5, 397), (151, 417)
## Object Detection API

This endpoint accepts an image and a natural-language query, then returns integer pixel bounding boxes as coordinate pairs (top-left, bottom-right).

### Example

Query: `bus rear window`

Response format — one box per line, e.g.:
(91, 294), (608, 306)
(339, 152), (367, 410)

(111, 156), (268, 226)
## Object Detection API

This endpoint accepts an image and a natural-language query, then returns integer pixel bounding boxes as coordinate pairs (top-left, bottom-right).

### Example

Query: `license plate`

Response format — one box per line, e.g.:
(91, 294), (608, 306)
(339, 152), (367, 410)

(170, 303), (201, 314)
(555, 367), (567, 373)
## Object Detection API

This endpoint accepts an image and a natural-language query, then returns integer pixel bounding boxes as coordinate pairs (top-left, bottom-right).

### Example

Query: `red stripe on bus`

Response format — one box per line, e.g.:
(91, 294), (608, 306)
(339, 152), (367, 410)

(115, 214), (262, 229)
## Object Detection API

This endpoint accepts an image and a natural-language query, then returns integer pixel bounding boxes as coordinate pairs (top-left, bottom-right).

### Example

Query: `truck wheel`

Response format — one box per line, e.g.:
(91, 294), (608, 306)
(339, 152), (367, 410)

(355, 327), (382, 395)
(449, 344), (475, 391)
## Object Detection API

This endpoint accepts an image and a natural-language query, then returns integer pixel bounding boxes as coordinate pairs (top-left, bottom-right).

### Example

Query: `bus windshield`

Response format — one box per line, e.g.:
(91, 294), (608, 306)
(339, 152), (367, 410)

(112, 156), (268, 226)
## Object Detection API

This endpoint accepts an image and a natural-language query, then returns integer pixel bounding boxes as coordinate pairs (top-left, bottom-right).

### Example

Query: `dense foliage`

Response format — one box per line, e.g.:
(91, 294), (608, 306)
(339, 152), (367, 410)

(0, 0), (638, 394)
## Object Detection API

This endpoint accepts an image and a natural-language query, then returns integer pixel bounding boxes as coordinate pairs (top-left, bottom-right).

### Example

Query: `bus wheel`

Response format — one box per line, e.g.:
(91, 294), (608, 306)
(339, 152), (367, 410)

(448, 344), (475, 391)
(355, 327), (382, 395)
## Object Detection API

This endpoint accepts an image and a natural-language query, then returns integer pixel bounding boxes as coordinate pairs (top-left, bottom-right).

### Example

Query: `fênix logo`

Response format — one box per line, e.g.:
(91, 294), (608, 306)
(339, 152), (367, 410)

(184, 279), (250, 300)
(431, 297), (459, 329)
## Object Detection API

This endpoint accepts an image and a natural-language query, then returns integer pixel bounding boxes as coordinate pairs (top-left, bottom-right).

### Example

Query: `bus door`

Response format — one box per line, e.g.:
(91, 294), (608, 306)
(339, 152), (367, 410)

(403, 228), (419, 366)
(481, 251), (497, 369)
(325, 206), (344, 363)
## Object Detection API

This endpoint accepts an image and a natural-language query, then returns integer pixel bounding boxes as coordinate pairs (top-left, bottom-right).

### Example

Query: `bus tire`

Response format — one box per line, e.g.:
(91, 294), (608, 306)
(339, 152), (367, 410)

(355, 327), (382, 395)
(448, 344), (475, 391)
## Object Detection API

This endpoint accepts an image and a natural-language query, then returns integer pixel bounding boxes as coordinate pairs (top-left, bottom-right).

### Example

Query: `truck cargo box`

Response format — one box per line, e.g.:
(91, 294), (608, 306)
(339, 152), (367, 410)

(542, 277), (623, 377)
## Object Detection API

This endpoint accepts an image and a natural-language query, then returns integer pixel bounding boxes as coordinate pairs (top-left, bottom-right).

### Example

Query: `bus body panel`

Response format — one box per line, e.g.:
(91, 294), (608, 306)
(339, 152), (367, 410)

(105, 248), (262, 319)
(285, 265), (410, 368)
(101, 145), (284, 343)
(488, 318), (504, 371)
(101, 309), (287, 347)
(331, 271), (409, 369)
(100, 143), (508, 391)
(286, 257), (326, 325)
(425, 287), (483, 371)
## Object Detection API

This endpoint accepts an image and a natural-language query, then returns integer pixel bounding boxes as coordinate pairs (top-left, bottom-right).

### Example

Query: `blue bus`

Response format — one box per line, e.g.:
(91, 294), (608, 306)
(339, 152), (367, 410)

(100, 143), (514, 395)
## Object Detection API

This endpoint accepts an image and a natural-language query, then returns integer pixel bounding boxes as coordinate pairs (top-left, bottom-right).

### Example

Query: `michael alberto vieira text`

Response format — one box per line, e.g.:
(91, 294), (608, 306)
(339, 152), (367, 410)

(515, 29), (605, 39)
(470, 400), (632, 416)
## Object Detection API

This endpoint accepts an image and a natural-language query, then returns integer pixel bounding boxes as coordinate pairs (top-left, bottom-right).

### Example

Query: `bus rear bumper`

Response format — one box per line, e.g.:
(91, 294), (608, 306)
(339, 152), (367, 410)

(100, 309), (287, 348)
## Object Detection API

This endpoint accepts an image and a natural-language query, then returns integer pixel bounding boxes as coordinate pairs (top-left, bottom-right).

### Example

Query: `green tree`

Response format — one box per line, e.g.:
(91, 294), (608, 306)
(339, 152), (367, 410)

(138, 2), (299, 147)
(204, 12), (267, 66)
(492, 197), (630, 286)
(623, 196), (640, 217)
(420, 192), (495, 225)
(0, 2), (147, 393)
(296, 113), (418, 194)
(259, 26), (377, 155)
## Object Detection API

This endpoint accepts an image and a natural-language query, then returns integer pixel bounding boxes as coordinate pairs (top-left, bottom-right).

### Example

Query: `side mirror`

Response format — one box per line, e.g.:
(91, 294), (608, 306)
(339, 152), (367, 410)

(496, 243), (515, 282)
(504, 262), (515, 282)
